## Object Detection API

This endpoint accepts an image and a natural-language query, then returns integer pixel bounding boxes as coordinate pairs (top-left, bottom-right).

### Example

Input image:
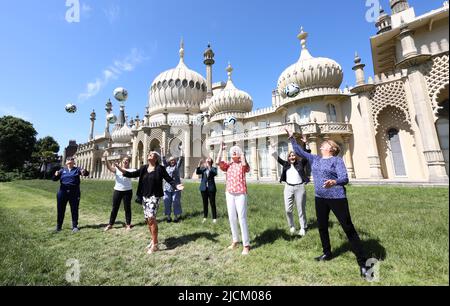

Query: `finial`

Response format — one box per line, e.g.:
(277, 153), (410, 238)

(297, 26), (309, 49)
(179, 38), (185, 62)
(226, 62), (233, 80)
(354, 52), (361, 64)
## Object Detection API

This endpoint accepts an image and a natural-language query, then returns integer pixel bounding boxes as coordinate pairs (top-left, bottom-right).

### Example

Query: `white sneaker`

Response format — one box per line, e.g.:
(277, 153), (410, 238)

(202, 218), (207, 224)
(212, 219), (217, 224)
(289, 227), (296, 234)
(299, 228), (306, 237)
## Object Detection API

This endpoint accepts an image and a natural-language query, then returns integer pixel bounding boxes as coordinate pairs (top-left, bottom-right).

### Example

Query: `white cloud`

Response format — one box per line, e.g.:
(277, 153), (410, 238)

(104, 4), (120, 24)
(78, 48), (147, 102)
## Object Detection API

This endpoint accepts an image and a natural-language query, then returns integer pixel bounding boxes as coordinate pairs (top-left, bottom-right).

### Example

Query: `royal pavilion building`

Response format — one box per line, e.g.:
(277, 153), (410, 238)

(72, 0), (449, 184)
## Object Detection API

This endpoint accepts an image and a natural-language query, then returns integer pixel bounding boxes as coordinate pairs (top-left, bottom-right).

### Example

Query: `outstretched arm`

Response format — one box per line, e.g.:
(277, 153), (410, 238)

(116, 163), (141, 178)
(285, 128), (315, 164)
(104, 155), (116, 174)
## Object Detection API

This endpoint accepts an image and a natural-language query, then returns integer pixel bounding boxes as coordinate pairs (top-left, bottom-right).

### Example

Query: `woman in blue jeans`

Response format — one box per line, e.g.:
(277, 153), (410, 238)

(285, 128), (369, 279)
(162, 147), (183, 223)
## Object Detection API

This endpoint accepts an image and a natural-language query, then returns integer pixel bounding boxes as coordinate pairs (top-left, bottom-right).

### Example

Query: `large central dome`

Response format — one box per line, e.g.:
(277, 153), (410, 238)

(148, 41), (207, 116)
(277, 28), (344, 99)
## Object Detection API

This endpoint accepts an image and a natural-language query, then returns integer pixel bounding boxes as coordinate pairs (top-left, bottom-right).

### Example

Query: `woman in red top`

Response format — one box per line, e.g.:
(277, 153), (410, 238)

(216, 142), (251, 255)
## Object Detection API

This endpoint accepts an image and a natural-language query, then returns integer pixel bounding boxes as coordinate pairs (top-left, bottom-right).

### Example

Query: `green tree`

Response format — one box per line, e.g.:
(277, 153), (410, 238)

(0, 116), (37, 171)
(33, 136), (60, 162)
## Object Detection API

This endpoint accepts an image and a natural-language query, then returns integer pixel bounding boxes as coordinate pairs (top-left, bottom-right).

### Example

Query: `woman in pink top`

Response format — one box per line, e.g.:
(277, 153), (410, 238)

(216, 142), (251, 255)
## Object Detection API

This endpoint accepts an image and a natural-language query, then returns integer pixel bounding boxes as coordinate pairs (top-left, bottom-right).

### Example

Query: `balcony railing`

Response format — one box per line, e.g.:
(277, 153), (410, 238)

(206, 122), (352, 145)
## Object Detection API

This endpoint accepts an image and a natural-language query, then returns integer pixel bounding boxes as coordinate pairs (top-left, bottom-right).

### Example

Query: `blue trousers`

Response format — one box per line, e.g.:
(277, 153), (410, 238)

(57, 188), (80, 229)
(164, 190), (182, 216)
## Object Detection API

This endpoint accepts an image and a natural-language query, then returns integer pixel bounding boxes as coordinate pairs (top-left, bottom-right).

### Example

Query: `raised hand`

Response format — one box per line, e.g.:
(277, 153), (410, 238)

(301, 135), (308, 144)
(285, 128), (294, 138)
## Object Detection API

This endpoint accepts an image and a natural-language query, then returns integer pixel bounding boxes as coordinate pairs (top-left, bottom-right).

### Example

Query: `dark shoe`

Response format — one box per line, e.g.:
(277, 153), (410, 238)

(174, 216), (181, 223)
(166, 217), (172, 223)
(54, 227), (62, 233)
(314, 253), (333, 262)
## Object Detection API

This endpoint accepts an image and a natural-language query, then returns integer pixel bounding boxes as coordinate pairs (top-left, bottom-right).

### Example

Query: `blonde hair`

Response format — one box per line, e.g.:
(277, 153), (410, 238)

(322, 140), (341, 156)
(288, 151), (299, 160)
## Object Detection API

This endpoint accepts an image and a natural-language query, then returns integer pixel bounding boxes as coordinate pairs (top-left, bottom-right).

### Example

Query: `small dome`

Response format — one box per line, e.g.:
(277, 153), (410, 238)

(112, 124), (133, 144)
(277, 28), (344, 99)
(148, 41), (207, 115)
(209, 63), (253, 117)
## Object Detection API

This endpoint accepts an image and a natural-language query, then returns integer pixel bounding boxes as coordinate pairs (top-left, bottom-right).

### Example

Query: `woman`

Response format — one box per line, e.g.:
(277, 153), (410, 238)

(162, 148), (184, 223)
(271, 143), (310, 236)
(52, 157), (89, 233)
(285, 129), (369, 278)
(116, 152), (184, 254)
(104, 154), (135, 231)
(196, 158), (218, 224)
(217, 142), (251, 255)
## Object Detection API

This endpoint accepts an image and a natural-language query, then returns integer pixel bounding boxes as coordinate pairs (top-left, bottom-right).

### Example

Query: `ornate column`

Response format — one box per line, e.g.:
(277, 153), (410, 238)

(351, 53), (383, 179)
(89, 110), (96, 141)
(342, 136), (356, 179)
(249, 139), (258, 179)
(307, 135), (319, 155)
(184, 116), (192, 179)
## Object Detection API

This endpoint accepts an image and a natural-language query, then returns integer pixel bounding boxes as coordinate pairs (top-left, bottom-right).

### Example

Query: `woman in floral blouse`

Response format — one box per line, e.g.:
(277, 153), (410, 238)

(216, 142), (251, 255)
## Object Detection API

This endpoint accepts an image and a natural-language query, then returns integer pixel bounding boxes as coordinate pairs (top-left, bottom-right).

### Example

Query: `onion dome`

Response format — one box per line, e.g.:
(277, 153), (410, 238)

(111, 105), (133, 144)
(277, 28), (344, 99)
(148, 40), (207, 115)
(209, 63), (253, 117)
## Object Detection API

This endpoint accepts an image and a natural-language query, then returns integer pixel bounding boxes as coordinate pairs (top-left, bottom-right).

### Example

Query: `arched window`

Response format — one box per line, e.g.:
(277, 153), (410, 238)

(387, 128), (406, 176)
(327, 104), (337, 122)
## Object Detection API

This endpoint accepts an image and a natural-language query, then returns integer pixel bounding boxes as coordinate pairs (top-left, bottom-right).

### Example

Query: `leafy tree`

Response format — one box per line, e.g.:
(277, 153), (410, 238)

(0, 116), (37, 171)
(33, 136), (60, 162)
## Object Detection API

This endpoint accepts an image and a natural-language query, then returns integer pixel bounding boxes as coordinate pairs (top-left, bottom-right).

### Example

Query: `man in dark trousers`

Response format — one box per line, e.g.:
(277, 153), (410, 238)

(53, 157), (89, 233)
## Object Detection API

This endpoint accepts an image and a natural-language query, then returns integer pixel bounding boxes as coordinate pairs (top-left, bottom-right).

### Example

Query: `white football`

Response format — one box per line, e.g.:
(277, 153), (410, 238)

(113, 87), (128, 102)
(223, 116), (237, 129)
(107, 114), (117, 124)
(65, 104), (77, 114)
(285, 83), (300, 98)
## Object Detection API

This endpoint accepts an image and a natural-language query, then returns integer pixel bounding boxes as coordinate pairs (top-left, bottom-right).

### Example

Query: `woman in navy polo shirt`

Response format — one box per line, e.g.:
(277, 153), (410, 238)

(53, 157), (89, 233)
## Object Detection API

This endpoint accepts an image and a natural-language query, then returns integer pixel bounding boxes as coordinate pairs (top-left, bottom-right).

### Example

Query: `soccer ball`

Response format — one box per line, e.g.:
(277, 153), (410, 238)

(65, 104), (77, 114)
(223, 116), (237, 129)
(107, 114), (117, 124)
(285, 83), (300, 98)
(113, 87), (128, 102)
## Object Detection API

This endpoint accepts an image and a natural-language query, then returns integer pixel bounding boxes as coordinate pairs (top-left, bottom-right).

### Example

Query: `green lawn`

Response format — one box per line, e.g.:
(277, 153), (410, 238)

(0, 180), (448, 286)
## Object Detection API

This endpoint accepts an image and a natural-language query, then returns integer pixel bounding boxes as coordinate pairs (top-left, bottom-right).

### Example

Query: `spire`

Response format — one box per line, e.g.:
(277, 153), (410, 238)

(390, 0), (410, 14)
(179, 38), (185, 64)
(297, 27), (313, 61)
(354, 52), (362, 65)
(225, 62), (237, 90)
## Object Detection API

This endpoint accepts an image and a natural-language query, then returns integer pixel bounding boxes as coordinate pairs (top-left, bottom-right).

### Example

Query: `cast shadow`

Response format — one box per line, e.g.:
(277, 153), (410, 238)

(163, 232), (220, 250)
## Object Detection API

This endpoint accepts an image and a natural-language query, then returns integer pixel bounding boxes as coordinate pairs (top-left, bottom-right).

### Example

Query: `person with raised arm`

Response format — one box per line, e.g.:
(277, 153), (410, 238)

(270, 140), (310, 237)
(161, 145), (184, 223)
(115, 151), (184, 254)
(196, 158), (218, 223)
(103, 153), (135, 232)
(52, 157), (89, 233)
(217, 142), (251, 255)
(285, 128), (369, 278)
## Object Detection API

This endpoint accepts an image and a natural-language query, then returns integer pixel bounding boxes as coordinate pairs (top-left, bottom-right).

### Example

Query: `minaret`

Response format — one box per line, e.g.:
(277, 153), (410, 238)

(104, 99), (113, 138)
(203, 43), (215, 100)
(352, 52), (366, 86)
(375, 6), (392, 34)
(390, 0), (409, 14)
(89, 109), (96, 141)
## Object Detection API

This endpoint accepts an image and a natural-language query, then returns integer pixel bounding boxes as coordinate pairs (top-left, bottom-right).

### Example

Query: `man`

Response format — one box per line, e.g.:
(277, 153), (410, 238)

(52, 157), (89, 233)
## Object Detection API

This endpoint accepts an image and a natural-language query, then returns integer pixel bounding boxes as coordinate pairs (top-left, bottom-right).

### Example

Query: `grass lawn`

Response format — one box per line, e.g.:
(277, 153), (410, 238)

(0, 180), (448, 286)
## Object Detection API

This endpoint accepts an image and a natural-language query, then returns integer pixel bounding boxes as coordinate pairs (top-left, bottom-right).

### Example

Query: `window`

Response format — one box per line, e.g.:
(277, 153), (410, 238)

(182, 79), (188, 88)
(297, 107), (311, 124)
(169, 79), (175, 88)
(327, 104), (337, 122)
(175, 79), (182, 88)
(387, 128), (406, 176)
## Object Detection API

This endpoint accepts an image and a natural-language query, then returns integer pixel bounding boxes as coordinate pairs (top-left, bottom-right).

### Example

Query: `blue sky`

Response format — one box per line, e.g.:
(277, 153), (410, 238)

(0, 0), (444, 153)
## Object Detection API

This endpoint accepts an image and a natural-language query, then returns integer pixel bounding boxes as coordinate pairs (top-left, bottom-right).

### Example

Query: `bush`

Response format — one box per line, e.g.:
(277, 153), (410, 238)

(0, 170), (22, 182)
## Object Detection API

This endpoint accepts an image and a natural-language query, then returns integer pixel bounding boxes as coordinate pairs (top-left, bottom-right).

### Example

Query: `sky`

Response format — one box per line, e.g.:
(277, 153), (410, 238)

(0, 0), (444, 153)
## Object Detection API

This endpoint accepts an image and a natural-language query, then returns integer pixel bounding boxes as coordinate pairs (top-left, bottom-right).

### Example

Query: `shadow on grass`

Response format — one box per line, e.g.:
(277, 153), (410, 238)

(333, 238), (387, 261)
(164, 232), (220, 250)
